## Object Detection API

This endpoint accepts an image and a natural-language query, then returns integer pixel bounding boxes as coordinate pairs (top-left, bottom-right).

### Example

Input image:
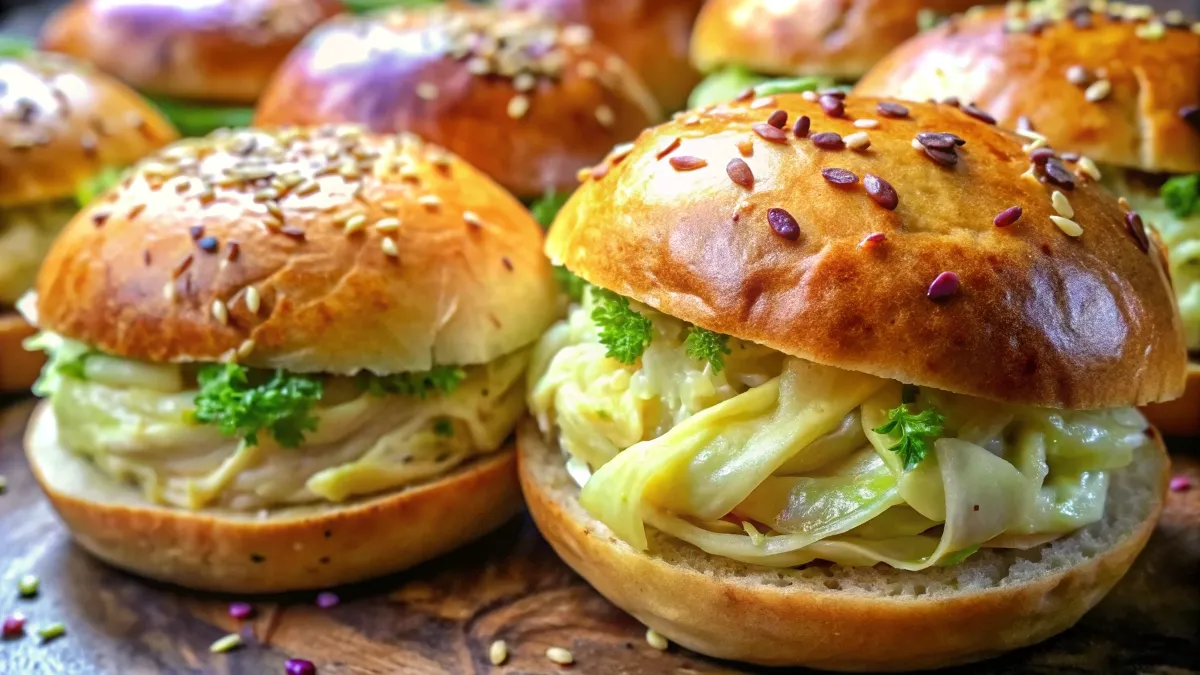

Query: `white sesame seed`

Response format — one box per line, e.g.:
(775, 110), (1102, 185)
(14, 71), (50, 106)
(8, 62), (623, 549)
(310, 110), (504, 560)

(683, 115), (701, 126)
(374, 217), (401, 232)
(245, 286), (261, 314)
(1020, 166), (1041, 187)
(1077, 156), (1102, 181)
(545, 647), (574, 665)
(1022, 137), (1048, 153)
(1192, 22), (1200, 35)
(162, 282), (175, 301)
(507, 95), (531, 119)
(1119, 196), (1132, 210)
(489, 640), (508, 666)
(344, 214), (367, 234)
(463, 211), (483, 228)
(749, 96), (776, 109)
(237, 339), (256, 359)
(212, 300), (229, 325)
(381, 237), (399, 258)
(844, 131), (871, 151)
(1015, 128), (1047, 142)
(645, 628), (669, 651)
(911, 138), (925, 151)
(467, 57), (489, 75)
(418, 195), (442, 211)
(1084, 79), (1112, 102)
(561, 24), (593, 47)
(416, 83), (439, 100)
(854, 119), (879, 129)
(514, 73), (536, 92)
(594, 104), (616, 128)
(801, 90), (818, 102)
(1065, 65), (1091, 86)
(1051, 215), (1083, 237)
(1051, 191), (1075, 219)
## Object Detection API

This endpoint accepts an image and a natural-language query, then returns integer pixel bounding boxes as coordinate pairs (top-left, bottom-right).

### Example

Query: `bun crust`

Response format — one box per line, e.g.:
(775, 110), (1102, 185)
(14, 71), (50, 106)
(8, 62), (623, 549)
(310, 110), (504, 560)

(254, 7), (662, 201)
(690, 0), (999, 81)
(1141, 362), (1200, 437)
(854, 7), (1200, 174)
(548, 95), (1186, 409)
(499, 0), (705, 113)
(518, 420), (1168, 671)
(35, 126), (559, 374)
(0, 313), (42, 391)
(0, 53), (177, 207)
(41, 0), (342, 104)
(26, 402), (523, 594)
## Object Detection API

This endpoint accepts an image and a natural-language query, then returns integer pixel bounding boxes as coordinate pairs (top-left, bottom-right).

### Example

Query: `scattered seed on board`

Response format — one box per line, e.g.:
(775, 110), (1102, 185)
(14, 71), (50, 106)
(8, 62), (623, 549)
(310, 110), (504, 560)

(489, 640), (508, 666)
(546, 647), (574, 665)
(646, 628), (669, 651)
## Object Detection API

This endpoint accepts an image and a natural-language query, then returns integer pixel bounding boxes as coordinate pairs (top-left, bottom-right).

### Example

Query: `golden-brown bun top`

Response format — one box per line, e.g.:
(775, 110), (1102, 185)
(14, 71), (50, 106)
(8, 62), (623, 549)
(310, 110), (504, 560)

(500, 0), (705, 112)
(254, 6), (662, 201)
(0, 52), (177, 207)
(40, 0), (343, 104)
(36, 125), (560, 374)
(549, 94), (1186, 409)
(690, 0), (1002, 81)
(855, 5), (1200, 174)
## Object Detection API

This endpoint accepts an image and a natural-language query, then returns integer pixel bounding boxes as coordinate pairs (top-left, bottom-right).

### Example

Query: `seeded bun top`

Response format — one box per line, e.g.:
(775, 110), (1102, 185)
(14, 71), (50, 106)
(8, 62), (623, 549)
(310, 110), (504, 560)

(254, 6), (662, 201)
(0, 53), (177, 208)
(689, 0), (1000, 82)
(41, 0), (343, 104)
(500, 0), (706, 112)
(548, 94), (1186, 409)
(855, 5), (1200, 175)
(35, 126), (559, 374)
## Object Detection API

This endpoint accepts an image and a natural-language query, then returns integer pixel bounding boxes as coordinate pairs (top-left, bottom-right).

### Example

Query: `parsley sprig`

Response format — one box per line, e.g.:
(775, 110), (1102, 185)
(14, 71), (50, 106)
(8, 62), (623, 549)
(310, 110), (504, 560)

(590, 288), (653, 365)
(685, 327), (731, 373)
(355, 365), (466, 399)
(530, 190), (570, 230)
(873, 390), (945, 471)
(193, 364), (323, 448)
(1162, 174), (1199, 219)
(554, 266), (587, 302)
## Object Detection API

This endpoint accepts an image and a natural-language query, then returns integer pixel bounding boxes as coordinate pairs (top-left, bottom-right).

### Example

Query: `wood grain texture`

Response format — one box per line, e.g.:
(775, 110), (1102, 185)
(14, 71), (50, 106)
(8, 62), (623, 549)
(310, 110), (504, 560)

(0, 397), (1198, 674)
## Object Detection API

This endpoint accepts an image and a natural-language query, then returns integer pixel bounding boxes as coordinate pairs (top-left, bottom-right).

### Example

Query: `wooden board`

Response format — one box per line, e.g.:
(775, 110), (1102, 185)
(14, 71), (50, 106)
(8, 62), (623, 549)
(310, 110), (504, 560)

(0, 397), (1198, 674)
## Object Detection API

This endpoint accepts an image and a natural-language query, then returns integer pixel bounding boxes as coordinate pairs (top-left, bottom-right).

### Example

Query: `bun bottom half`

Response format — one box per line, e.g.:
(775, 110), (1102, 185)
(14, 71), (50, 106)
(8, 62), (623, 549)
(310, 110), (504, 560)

(1141, 361), (1200, 437)
(517, 419), (1168, 672)
(26, 402), (523, 594)
(0, 313), (42, 391)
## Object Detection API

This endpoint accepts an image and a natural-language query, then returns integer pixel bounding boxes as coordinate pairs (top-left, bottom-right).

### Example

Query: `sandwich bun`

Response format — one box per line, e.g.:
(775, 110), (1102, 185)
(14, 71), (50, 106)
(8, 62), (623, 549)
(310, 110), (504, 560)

(0, 315), (40, 392)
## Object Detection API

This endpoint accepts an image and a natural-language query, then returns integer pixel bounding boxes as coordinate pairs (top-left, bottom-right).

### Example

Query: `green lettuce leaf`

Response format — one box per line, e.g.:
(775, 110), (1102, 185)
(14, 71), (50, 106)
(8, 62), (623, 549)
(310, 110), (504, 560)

(145, 94), (254, 137)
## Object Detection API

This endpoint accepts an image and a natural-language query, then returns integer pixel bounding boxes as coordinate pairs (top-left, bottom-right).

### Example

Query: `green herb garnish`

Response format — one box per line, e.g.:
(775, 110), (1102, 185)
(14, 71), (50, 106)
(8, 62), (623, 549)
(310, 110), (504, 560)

(193, 364), (324, 448)
(1162, 174), (1199, 219)
(17, 574), (38, 598)
(530, 190), (570, 230)
(752, 76), (826, 97)
(590, 288), (653, 365)
(208, 633), (243, 654)
(0, 35), (34, 58)
(684, 327), (731, 373)
(356, 365), (466, 399)
(553, 266), (587, 302)
(144, 94), (254, 137)
(873, 398), (945, 471)
(35, 622), (65, 644)
(75, 166), (124, 207)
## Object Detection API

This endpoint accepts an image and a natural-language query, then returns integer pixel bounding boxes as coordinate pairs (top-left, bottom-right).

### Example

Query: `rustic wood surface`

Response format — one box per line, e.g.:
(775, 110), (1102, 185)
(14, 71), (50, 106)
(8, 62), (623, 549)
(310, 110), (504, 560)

(0, 396), (1197, 674)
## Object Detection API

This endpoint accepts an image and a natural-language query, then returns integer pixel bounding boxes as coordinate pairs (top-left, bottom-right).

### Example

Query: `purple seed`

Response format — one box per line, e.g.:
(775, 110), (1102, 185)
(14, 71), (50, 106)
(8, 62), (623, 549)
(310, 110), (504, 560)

(197, 236), (219, 253)
(766, 109), (788, 129)
(2, 614), (25, 638)
(819, 95), (845, 118)
(669, 155), (708, 171)
(1126, 212), (1149, 253)
(1072, 12), (1093, 28)
(863, 174), (899, 210)
(793, 115), (811, 138)
(810, 132), (844, 150)
(1170, 475), (1193, 492)
(923, 146), (959, 166)
(1042, 158), (1076, 190)
(229, 602), (254, 620)
(994, 206), (1023, 227)
(767, 207), (801, 241)
(1061, 152), (1081, 162)
(941, 96), (961, 108)
(962, 103), (996, 125)
(752, 123), (789, 143)
(1182, 106), (1200, 131)
(726, 158), (754, 189)
(316, 592), (340, 609)
(927, 271), (960, 300)
(1029, 148), (1057, 165)
(916, 132), (957, 150)
(819, 88), (846, 99)
(189, 224), (205, 240)
(285, 659), (317, 675)
(821, 168), (858, 185)
(876, 101), (909, 118)
(734, 87), (756, 102)
(858, 232), (886, 248)
(1016, 115), (1036, 133)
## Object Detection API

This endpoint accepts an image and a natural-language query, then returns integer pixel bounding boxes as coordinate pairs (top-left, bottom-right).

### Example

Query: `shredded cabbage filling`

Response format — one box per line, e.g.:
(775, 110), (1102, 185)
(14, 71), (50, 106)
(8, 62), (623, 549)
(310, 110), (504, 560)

(28, 332), (529, 511)
(528, 290), (1149, 569)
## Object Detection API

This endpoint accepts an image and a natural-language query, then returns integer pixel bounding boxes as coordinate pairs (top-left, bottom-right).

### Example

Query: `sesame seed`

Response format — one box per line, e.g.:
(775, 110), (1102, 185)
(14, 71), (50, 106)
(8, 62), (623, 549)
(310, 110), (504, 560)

(810, 132), (844, 150)
(1135, 20), (1165, 40)
(749, 96), (777, 110)
(737, 139), (754, 156)
(212, 300), (229, 325)
(418, 195), (442, 211)
(752, 123), (788, 143)
(595, 105), (615, 128)
(162, 282), (175, 301)
(793, 115), (811, 138)
(859, 232), (886, 249)
(128, 203), (146, 220)
(854, 119), (879, 129)
(1020, 166), (1042, 187)
(374, 217), (401, 232)
(381, 237), (400, 258)
(819, 95), (845, 118)
(927, 271), (960, 300)
(1029, 147), (1057, 165)
(246, 286), (261, 314)
(911, 138), (925, 151)
(197, 236), (219, 253)
(726, 158), (754, 189)
(416, 83), (439, 100)
(1051, 191), (1075, 218)
(1084, 79), (1112, 102)
(1050, 215), (1083, 237)
(801, 90), (818, 102)
(507, 95), (531, 119)
(961, 103), (996, 125)
(344, 214), (367, 234)
(463, 211), (483, 229)
(915, 132), (960, 150)
(767, 207), (801, 241)
(513, 73), (536, 92)
(92, 211), (110, 227)
(646, 629), (669, 651)
(546, 647), (574, 665)
(655, 136), (681, 160)
(669, 156), (708, 171)
(1077, 156), (1102, 180)
(1126, 212), (1149, 252)
(876, 102), (909, 118)
(863, 174), (899, 210)
(766, 109), (788, 129)
(844, 132), (871, 151)
(172, 254), (194, 278)
(237, 339), (256, 359)
(489, 640), (508, 666)
(1066, 65), (1092, 86)
(994, 206), (1023, 227)
(821, 168), (858, 185)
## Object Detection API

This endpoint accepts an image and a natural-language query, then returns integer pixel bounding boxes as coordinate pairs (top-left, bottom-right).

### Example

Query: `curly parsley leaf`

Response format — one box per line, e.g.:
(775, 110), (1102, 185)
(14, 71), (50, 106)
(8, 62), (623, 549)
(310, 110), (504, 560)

(1163, 174), (1199, 219)
(553, 266), (588, 302)
(590, 288), (653, 365)
(873, 401), (945, 471)
(530, 190), (570, 230)
(356, 365), (466, 399)
(193, 364), (324, 448)
(684, 327), (732, 373)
